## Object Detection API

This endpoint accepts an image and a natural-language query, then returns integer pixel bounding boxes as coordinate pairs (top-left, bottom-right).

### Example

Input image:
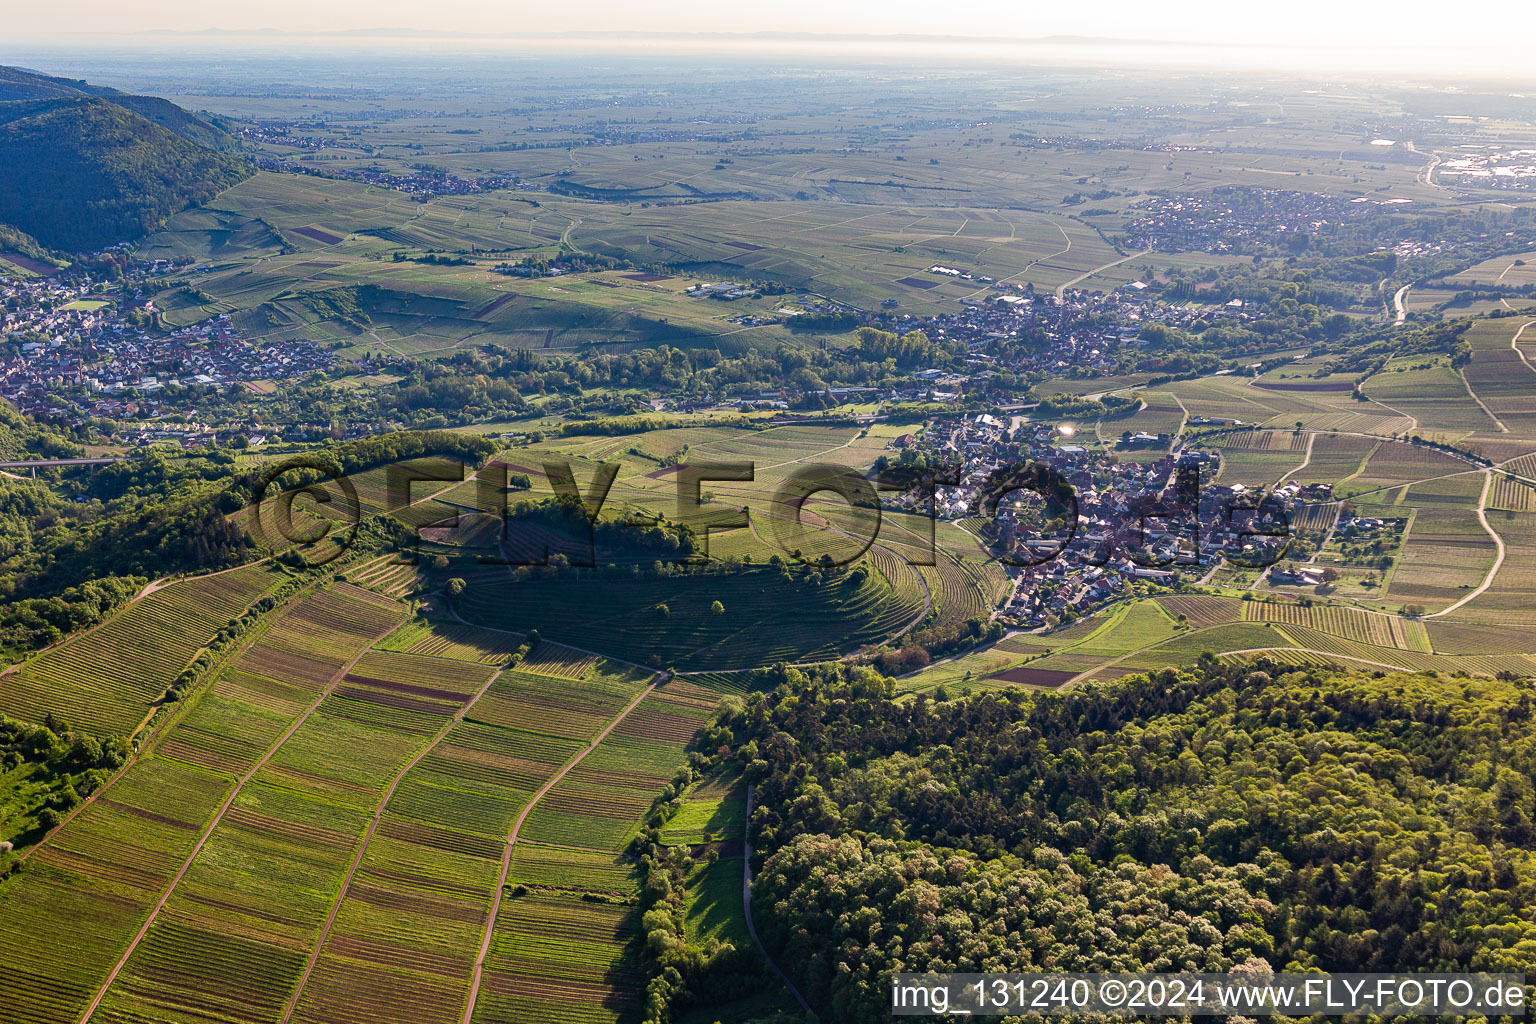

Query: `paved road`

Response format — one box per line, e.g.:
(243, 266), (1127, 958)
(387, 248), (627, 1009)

(0, 456), (125, 469)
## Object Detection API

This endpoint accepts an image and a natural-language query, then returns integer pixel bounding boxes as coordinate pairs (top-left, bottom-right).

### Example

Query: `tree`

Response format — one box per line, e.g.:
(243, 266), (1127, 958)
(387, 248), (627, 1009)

(710, 600), (725, 615)
(446, 577), (466, 596)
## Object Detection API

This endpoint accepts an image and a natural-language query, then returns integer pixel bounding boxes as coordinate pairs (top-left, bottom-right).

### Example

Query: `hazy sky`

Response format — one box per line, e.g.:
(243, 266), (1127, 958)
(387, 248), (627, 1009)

(9, 0), (1536, 78)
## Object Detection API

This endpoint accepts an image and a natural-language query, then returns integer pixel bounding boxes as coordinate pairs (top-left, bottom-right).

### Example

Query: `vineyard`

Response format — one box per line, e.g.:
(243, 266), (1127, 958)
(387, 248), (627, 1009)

(480, 676), (728, 1024)
(1289, 502), (1339, 536)
(455, 564), (923, 670)
(518, 642), (600, 681)
(473, 892), (643, 1024)
(467, 662), (651, 742)
(0, 584), (406, 1024)
(1214, 429), (1308, 451)
(1488, 473), (1536, 512)
(1241, 601), (1432, 652)
(522, 677), (719, 852)
(0, 562), (286, 737)
(378, 619), (524, 664)
(283, 648), (650, 1024)
(658, 771), (745, 849)
(1154, 594), (1242, 630)
(1388, 508), (1499, 611)
(346, 556), (423, 598)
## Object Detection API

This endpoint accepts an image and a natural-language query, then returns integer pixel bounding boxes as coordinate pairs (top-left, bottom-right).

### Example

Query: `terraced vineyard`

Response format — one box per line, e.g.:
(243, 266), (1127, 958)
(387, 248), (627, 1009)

(347, 556), (423, 598)
(455, 564), (922, 669)
(0, 562), (287, 737)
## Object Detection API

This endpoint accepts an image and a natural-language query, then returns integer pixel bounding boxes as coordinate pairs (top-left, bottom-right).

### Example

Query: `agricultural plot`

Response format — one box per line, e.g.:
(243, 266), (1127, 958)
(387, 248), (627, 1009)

(518, 642), (600, 681)
(1241, 624), (1534, 676)
(290, 660), (652, 1024)
(1340, 441), (1467, 500)
(469, 661), (651, 742)
(893, 636), (1048, 695)
(1150, 620), (1295, 656)
(0, 757), (233, 1024)
(232, 584), (405, 690)
(1164, 376), (1287, 426)
(1426, 619), (1536, 656)
(0, 584), (406, 1024)
(1488, 472), (1536, 512)
(1154, 594), (1243, 630)
(507, 846), (639, 898)
(1446, 251), (1536, 289)
(91, 634), (443, 1024)
(564, 200), (1125, 311)
(1215, 444), (1310, 488)
(1071, 600), (1180, 657)
(469, 681), (734, 1024)
(1212, 429), (1308, 452)
(1289, 501), (1340, 540)
(347, 557), (423, 598)
(522, 680), (715, 851)
(659, 771), (746, 849)
(1103, 391), (1185, 456)
(287, 721), (584, 1024)
(472, 891), (643, 1024)
(0, 562), (285, 737)
(1363, 357), (1499, 435)
(1241, 601), (1431, 652)
(1387, 508), (1499, 612)
(1288, 435), (1378, 489)
(378, 619), (524, 664)
(1402, 472), (1487, 509)
(1460, 320), (1536, 438)
(1454, 510), (1536, 627)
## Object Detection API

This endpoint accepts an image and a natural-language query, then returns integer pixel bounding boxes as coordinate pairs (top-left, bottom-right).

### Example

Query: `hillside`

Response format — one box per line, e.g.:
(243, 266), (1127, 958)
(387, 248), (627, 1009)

(716, 660), (1536, 1021)
(0, 67), (250, 252)
(0, 65), (236, 152)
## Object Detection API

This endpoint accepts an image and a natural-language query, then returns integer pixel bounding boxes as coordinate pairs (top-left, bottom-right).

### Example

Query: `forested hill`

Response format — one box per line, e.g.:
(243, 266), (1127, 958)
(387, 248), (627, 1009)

(711, 661), (1536, 1022)
(0, 65), (236, 152)
(0, 67), (250, 251)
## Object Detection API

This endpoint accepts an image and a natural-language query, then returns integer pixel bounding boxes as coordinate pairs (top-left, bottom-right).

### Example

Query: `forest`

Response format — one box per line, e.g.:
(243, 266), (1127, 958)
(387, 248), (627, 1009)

(0, 97), (251, 251)
(698, 660), (1536, 1022)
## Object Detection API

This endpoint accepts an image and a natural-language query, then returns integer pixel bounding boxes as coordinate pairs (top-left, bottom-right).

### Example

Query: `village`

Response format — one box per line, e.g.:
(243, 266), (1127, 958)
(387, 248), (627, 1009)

(0, 266), (339, 445)
(879, 408), (1310, 629)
